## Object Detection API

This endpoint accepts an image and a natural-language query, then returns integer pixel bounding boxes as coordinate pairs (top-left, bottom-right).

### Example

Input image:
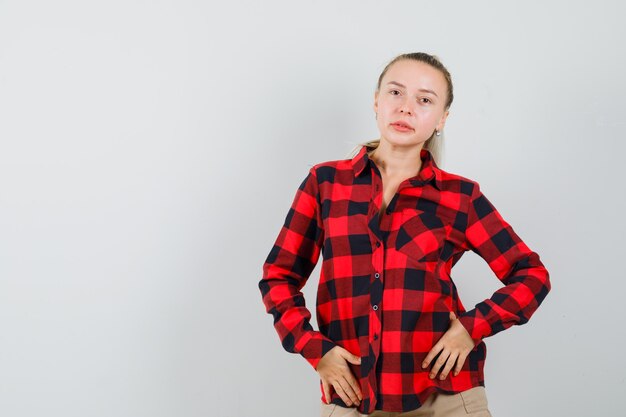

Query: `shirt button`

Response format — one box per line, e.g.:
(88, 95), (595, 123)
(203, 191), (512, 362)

(374, 334), (379, 340)
(375, 241), (381, 247)
(374, 272), (380, 279)
(373, 305), (378, 311)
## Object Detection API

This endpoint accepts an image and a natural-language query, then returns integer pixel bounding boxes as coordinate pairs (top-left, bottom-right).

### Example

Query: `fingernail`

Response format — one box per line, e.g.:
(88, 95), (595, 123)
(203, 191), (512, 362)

(440, 375), (445, 380)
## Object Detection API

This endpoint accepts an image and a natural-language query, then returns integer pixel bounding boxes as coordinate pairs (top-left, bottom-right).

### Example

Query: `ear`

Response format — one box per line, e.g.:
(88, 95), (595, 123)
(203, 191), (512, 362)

(436, 109), (450, 132)
(373, 90), (379, 115)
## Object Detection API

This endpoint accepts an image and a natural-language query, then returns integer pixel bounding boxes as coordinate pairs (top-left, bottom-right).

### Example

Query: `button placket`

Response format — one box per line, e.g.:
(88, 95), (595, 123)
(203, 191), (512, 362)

(367, 166), (384, 390)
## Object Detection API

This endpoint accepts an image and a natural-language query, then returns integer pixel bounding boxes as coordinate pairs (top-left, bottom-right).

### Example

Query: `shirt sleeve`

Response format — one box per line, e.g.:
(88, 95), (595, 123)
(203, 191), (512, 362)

(258, 167), (336, 370)
(457, 181), (552, 346)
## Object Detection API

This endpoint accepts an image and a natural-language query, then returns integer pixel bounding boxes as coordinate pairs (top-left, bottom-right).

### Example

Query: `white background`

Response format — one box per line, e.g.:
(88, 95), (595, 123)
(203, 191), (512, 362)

(1, 1), (624, 416)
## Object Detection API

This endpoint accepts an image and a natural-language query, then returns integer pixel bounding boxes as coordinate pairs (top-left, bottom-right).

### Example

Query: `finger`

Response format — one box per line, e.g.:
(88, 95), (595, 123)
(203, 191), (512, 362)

(341, 350), (362, 365)
(342, 370), (362, 401)
(341, 377), (359, 404)
(335, 348), (362, 400)
(322, 379), (332, 404)
(346, 373), (363, 404)
(454, 351), (469, 376)
(422, 343), (442, 368)
(439, 352), (459, 380)
(339, 348), (361, 365)
(342, 374), (362, 404)
(333, 380), (353, 406)
(429, 349), (450, 379)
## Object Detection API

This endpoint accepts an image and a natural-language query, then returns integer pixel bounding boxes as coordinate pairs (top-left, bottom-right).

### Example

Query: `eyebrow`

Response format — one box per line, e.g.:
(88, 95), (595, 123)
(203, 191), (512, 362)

(386, 81), (438, 97)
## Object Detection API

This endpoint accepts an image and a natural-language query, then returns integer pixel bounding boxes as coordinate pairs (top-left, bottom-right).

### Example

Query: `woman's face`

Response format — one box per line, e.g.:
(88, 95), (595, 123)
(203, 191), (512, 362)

(374, 59), (450, 148)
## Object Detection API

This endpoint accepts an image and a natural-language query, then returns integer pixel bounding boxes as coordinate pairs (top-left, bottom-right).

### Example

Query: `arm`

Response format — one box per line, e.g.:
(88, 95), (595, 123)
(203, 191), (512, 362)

(258, 167), (336, 370)
(457, 181), (552, 345)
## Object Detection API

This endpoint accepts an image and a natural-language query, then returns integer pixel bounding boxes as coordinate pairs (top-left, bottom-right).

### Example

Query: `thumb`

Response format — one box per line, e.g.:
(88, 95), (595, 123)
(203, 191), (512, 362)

(340, 348), (361, 365)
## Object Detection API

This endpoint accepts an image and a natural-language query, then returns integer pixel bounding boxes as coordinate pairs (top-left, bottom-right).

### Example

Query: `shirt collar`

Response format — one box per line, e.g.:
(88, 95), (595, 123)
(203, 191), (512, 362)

(351, 145), (443, 190)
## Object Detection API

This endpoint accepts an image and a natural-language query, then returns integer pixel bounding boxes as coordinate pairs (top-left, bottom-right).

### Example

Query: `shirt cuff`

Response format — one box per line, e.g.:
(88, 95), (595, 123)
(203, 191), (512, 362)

(457, 309), (491, 346)
(299, 335), (337, 369)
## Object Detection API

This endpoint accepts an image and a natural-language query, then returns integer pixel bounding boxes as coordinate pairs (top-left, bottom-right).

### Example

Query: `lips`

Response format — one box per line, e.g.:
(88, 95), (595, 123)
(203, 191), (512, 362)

(391, 121), (413, 130)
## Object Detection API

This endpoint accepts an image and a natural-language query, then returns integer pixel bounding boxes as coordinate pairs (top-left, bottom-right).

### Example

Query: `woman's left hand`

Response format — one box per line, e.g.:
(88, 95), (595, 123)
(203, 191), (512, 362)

(421, 311), (475, 380)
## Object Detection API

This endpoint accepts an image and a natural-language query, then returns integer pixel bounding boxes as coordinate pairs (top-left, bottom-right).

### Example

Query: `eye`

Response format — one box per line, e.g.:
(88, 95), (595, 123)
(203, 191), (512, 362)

(419, 97), (432, 104)
(389, 89), (400, 95)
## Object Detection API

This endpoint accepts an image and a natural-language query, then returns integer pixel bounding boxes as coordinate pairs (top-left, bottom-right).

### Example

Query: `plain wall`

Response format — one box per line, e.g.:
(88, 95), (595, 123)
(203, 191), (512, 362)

(1, 1), (624, 416)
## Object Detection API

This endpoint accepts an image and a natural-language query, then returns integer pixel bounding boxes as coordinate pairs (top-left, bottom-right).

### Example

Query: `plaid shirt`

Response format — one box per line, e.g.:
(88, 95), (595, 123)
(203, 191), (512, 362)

(259, 145), (551, 413)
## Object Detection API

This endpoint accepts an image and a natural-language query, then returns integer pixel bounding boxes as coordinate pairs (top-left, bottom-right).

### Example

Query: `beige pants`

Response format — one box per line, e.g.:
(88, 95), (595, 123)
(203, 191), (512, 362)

(320, 386), (492, 417)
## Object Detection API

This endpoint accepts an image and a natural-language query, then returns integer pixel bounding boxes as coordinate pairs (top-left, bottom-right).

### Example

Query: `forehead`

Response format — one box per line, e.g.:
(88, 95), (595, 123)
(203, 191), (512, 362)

(382, 60), (447, 92)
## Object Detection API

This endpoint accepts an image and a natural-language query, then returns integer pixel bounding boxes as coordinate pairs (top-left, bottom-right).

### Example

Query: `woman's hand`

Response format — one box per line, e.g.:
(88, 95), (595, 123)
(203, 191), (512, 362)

(316, 345), (362, 407)
(422, 311), (475, 380)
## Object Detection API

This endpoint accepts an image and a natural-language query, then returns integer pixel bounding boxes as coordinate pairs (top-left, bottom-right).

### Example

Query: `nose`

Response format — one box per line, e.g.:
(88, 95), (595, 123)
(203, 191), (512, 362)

(399, 98), (413, 115)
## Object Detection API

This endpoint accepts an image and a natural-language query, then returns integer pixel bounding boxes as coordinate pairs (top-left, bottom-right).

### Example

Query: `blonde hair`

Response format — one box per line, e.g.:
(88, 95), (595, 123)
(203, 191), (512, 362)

(349, 52), (454, 166)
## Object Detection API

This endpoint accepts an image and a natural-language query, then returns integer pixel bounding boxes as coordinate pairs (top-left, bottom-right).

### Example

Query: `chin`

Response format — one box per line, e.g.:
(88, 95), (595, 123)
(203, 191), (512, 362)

(383, 133), (422, 148)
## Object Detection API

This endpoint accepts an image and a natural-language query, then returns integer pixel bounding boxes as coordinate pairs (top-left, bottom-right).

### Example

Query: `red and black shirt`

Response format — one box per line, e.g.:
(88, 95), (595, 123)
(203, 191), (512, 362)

(259, 145), (551, 413)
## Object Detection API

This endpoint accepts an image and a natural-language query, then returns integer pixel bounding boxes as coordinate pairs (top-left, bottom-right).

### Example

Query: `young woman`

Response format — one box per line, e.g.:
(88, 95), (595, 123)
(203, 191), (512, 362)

(259, 52), (551, 417)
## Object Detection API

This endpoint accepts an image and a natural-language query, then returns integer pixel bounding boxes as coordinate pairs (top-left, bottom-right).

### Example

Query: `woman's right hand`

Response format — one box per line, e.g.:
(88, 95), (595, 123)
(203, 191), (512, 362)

(316, 345), (362, 407)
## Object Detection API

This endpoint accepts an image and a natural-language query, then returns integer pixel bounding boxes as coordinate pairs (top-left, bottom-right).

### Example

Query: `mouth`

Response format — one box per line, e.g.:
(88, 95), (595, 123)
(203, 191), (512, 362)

(390, 122), (413, 132)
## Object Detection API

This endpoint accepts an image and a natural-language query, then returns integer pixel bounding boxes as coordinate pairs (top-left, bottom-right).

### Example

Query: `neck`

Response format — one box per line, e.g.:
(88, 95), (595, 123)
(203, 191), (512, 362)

(368, 139), (424, 178)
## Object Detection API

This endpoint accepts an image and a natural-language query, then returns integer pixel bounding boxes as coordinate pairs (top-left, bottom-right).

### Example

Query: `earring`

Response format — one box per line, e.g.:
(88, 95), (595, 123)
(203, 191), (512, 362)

(435, 130), (441, 136)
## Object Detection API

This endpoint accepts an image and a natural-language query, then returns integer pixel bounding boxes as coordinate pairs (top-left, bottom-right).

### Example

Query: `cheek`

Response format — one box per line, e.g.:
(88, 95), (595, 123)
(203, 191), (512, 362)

(421, 110), (443, 125)
(378, 108), (393, 123)
(378, 96), (397, 112)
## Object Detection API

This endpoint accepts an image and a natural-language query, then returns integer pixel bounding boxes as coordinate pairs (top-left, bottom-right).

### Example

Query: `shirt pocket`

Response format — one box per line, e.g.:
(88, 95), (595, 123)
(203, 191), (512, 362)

(394, 209), (449, 263)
